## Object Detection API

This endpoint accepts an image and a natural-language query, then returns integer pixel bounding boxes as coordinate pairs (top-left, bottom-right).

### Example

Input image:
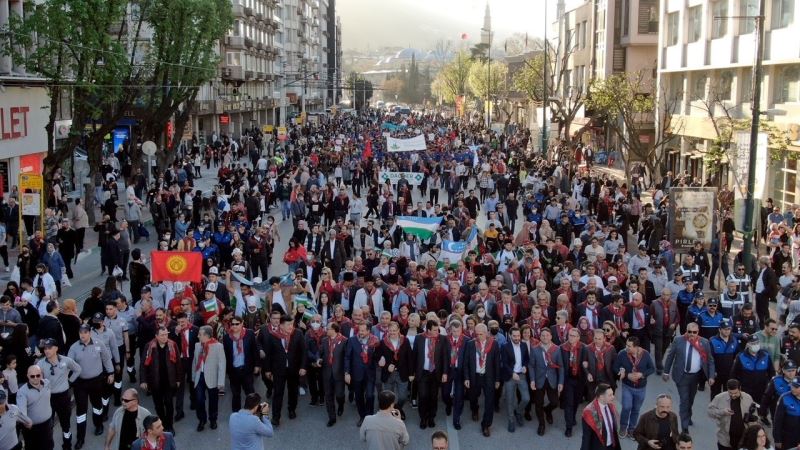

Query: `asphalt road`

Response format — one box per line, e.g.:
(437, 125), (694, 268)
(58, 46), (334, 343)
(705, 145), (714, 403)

(8, 163), (728, 450)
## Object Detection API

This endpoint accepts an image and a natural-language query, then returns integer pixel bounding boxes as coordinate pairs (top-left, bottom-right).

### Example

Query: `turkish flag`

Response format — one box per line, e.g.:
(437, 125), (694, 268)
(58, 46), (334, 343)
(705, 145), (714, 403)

(363, 139), (373, 160)
(150, 251), (203, 282)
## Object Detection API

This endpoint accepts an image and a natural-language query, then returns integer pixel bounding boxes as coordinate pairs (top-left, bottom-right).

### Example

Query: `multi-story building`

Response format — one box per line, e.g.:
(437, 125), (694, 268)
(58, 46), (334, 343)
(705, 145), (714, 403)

(0, 0), (71, 192)
(554, 0), (659, 149)
(657, 0), (799, 208)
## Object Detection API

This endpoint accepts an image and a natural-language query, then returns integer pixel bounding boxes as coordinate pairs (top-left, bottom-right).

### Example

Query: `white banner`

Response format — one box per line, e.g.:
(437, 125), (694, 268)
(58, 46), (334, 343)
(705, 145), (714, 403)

(733, 131), (768, 201)
(386, 134), (427, 152)
(379, 170), (425, 185)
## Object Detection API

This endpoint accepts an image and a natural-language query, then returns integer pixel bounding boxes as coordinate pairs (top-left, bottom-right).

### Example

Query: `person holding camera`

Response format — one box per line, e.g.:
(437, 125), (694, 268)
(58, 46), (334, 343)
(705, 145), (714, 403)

(229, 392), (274, 450)
(359, 390), (410, 450)
(631, 393), (679, 450)
(707, 378), (756, 450)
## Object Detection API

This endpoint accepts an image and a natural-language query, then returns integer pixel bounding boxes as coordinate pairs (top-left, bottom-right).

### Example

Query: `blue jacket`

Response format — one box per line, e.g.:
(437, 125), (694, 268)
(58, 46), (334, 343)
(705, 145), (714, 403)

(500, 341), (530, 382)
(613, 348), (655, 388)
(344, 335), (379, 382)
(41, 251), (65, 281)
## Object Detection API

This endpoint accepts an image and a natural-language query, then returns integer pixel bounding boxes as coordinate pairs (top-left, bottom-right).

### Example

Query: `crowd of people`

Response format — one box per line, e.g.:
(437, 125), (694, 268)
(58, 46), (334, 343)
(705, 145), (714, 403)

(0, 108), (796, 450)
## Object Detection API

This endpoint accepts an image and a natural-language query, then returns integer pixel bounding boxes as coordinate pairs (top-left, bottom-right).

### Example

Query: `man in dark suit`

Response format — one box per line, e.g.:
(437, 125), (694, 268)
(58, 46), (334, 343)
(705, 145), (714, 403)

(585, 329), (617, 394)
(529, 328), (565, 436)
(222, 315), (259, 412)
(170, 312), (199, 420)
(321, 229), (347, 279)
(580, 383), (621, 450)
(415, 319), (449, 429)
(442, 320), (470, 429)
(376, 321), (413, 420)
(264, 315), (307, 426)
(320, 322), (347, 427)
(344, 322), (379, 426)
(662, 321), (716, 431)
(501, 327), (529, 433)
(755, 255), (778, 325)
(297, 253), (321, 290)
(256, 310), (282, 398)
(463, 323), (501, 437)
(636, 268), (658, 305)
(380, 196), (399, 220)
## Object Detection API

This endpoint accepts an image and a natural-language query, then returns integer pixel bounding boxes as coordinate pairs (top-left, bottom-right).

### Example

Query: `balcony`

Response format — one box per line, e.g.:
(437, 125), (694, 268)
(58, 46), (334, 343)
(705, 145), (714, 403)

(232, 4), (245, 17)
(256, 72), (265, 80)
(244, 37), (254, 48)
(297, 28), (303, 37)
(222, 66), (245, 81)
(300, 35), (309, 44)
(255, 12), (263, 22)
(226, 35), (245, 49)
(245, 70), (255, 80)
(244, 6), (254, 17)
(297, 8), (303, 15)
(256, 42), (263, 50)
(300, 16), (308, 24)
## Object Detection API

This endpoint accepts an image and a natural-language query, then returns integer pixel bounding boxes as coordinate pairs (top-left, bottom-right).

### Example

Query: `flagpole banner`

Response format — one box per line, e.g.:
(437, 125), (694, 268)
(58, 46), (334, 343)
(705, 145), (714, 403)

(150, 251), (203, 282)
(379, 170), (425, 186)
(386, 134), (427, 152)
(440, 240), (468, 264)
(667, 187), (717, 251)
(381, 122), (407, 131)
(396, 216), (443, 240)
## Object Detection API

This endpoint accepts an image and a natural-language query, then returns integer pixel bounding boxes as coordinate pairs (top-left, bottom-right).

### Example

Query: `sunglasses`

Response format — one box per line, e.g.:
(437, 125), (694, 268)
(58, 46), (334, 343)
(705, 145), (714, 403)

(686, 330), (699, 334)
(231, 322), (242, 326)
(28, 374), (41, 378)
(122, 398), (135, 403)
(603, 328), (613, 332)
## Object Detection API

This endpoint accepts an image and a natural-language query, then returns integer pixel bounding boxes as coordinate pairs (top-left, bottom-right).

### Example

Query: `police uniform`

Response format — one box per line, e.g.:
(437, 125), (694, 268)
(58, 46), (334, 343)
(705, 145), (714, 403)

(709, 319), (739, 398)
(68, 324), (114, 447)
(782, 335), (800, 367)
(90, 312), (119, 417)
(775, 378), (800, 450)
(761, 361), (797, 422)
(726, 273), (752, 301)
(37, 339), (82, 450)
(0, 390), (32, 450)
(118, 295), (140, 382)
(104, 312), (129, 405)
(731, 335), (776, 400)
(697, 299), (724, 340)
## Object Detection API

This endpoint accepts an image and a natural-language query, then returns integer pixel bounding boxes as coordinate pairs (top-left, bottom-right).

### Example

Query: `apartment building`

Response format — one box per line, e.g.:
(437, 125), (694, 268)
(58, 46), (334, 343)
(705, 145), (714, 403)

(554, 0), (658, 150)
(657, 0), (799, 208)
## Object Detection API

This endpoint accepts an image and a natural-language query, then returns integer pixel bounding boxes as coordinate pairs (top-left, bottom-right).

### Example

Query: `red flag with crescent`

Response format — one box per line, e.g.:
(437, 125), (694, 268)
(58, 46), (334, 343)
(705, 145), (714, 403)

(150, 251), (203, 282)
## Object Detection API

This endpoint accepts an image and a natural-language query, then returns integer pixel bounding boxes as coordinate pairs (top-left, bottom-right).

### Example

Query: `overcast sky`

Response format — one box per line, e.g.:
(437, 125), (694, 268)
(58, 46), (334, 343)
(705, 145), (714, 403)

(338, 0), (568, 51)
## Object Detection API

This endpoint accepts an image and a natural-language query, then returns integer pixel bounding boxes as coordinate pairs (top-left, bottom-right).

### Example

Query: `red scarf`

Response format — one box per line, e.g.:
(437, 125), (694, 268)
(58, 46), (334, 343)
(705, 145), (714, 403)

(449, 334), (464, 367)
(609, 304), (627, 330)
(307, 327), (325, 346)
(270, 328), (293, 354)
(359, 334), (380, 364)
(584, 302), (599, 329)
(685, 335), (708, 362)
(660, 299), (672, 328)
(543, 343), (560, 369)
(382, 334), (405, 362)
(562, 341), (584, 376)
(582, 399), (618, 447)
(138, 433), (167, 450)
(627, 349), (643, 386)
(228, 329), (247, 354)
(476, 337), (494, 372)
(527, 317), (547, 339)
(195, 338), (219, 371)
(144, 339), (178, 367)
(632, 304), (645, 329)
(557, 324), (573, 343)
(592, 342), (612, 372)
(426, 332), (439, 371)
(327, 334), (345, 365)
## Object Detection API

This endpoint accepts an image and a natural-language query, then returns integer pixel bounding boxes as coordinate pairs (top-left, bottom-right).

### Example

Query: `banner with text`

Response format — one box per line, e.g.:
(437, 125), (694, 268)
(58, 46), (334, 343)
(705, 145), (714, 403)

(386, 134), (427, 152)
(379, 170), (425, 185)
(668, 187), (717, 251)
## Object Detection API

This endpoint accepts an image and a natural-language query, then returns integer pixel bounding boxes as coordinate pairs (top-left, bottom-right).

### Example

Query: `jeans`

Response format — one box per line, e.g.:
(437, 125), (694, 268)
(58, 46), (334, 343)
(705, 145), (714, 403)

(281, 200), (291, 220)
(619, 383), (646, 432)
(503, 376), (530, 422)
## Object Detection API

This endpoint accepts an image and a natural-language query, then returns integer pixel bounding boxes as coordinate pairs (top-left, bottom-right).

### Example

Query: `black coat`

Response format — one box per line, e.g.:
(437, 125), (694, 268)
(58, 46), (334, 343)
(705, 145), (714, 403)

(463, 338), (501, 384)
(376, 336), (414, 382)
(222, 329), (259, 373)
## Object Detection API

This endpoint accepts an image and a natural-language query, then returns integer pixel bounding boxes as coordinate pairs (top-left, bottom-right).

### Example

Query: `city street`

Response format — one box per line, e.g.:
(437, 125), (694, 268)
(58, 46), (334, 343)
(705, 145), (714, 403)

(19, 164), (724, 450)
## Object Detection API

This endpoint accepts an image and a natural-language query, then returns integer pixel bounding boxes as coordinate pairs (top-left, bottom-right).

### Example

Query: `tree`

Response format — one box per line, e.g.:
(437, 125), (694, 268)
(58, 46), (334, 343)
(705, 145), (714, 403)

(133, 0), (233, 172)
(513, 52), (545, 104)
(345, 72), (373, 110)
(432, 50), (472, 104)
(586, 70), (679, 184)
(382, 78), (405, 102)
(4, 0), (143, 212)
(467, 60), (507, 113)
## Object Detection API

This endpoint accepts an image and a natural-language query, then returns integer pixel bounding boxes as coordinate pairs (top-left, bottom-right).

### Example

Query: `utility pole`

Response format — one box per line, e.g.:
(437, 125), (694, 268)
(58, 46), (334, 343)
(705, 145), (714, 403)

(740, 0), (766, 271)
(542, 0), (549, 154)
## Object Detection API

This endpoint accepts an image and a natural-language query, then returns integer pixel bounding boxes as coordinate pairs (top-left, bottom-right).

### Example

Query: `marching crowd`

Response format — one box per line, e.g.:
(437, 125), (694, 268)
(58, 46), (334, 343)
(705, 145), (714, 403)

(0, 108), (796, 450)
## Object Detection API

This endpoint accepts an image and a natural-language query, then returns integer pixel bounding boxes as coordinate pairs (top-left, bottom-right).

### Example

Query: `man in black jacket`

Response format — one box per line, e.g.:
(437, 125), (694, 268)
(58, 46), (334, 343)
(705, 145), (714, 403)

(464, 323), (501, 437)
(170, 313), (198, 421)
(37, 301), (66, 354)
(103, 227), (123, 277)
(755, 255), (778, 325)
(57, 219), (77, 279)
(415, 320), (449, 430)
(222, 316), (259, 412)
(264, 315), (307, 426)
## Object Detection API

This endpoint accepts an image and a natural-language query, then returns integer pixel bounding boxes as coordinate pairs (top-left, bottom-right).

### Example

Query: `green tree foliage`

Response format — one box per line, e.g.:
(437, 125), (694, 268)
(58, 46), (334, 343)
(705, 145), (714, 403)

(513, 52), (545, 102)
(467, 60), (507, 102)
(345, 72), (373, 110)
(431, 50), (472, 104)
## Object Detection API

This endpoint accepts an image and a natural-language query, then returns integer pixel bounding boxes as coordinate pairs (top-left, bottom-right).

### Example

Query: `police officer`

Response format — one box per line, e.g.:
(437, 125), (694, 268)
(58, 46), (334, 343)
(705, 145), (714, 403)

(782, 323), (800, 367)
(17, 365), (53, 450)
(732, 303), (760, 351)
(774, 377), (800, 450)
(0, 389), (32, 450)
(115, 295), (138, 383)
(90, 311), (120, 418)
(37, 338), (82, 450)
(104, 301), (130, 406)
(710, 318), (739, 399)
(68, 323), (114, 449)
(731, 335), (775, 402)
(697, 298), (725, 340)
(761, 360), (797, 426)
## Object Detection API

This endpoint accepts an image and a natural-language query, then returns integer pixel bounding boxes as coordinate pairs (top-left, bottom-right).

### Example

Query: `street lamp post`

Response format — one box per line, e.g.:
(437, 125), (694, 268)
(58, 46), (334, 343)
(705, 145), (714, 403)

(741, 0), (766, 271)
(541, 0), (548, 154)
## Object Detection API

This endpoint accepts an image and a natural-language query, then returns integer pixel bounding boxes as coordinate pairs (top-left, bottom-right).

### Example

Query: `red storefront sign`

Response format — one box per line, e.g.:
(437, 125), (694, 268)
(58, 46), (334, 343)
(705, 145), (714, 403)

(219, 114), (230, 125)
(0, 106), (30, 140)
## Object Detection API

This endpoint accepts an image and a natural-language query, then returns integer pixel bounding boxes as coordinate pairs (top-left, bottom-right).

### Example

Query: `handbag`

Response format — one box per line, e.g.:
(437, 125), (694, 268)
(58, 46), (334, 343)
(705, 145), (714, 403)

(112, 266), (124, 277)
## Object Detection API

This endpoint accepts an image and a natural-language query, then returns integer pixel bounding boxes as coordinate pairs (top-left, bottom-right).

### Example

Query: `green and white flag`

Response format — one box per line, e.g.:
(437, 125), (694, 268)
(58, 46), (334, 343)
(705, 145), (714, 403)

(396, 216), (443, 240)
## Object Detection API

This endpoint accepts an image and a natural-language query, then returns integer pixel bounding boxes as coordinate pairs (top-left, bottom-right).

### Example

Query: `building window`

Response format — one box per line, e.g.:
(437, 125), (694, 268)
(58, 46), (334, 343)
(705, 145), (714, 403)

(740, 70), (753, 102)
(772, 158), (797, 209)
(739, 0), (757, 33)
(688, 6), (702, 43)
(233, 20), (241, 37)
(669, 74), (684, 102)
(776, 66), (800, 103)
(581, 21), (587, 48)
(692, 74), (707, 100)
(772, 0), (794, 29)
(639, 0), (659, 34)
(667, 12), (679, 46)
(711, 0), (728, 38)
(622, 0), (629, 36)
(226, 51), (242, 66)
(719, 70), (734, 100)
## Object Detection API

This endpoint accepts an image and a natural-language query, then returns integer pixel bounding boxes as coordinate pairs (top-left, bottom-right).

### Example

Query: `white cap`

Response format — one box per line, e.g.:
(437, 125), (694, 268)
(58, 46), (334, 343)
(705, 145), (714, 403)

(246, 297), (258, 308)
(209, 266), (219, 275)
(174, 282), (184, 291)
(573, 238), (583, 247)
(205, 282), (217, 292)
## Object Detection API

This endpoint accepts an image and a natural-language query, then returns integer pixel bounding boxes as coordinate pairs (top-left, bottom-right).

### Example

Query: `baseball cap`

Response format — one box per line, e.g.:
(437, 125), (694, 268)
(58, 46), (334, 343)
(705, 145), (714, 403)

(791, 377), (800, 388)
(719, 318), (732, 329)
(747, 335), (759, 344)
(707, 298), (718, 306)
(784, 360), (798, 371)
(141, 286), (151, 294)
(40, 338), (58, 348)
(209, 267), (219, 275)
(79, 323), (92, 333)
(91, 312), (105, 323)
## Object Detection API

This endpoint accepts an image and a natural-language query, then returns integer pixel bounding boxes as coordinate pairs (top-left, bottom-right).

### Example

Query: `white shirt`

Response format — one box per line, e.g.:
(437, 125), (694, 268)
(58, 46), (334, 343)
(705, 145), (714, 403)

(756, 269), (766, 294)
(512, 343), (523, 373)
(685, 341), (702, 373)
(602, 405), (614, 446)
(353, 288), (384, 318)
(272, 291), (287, 314)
